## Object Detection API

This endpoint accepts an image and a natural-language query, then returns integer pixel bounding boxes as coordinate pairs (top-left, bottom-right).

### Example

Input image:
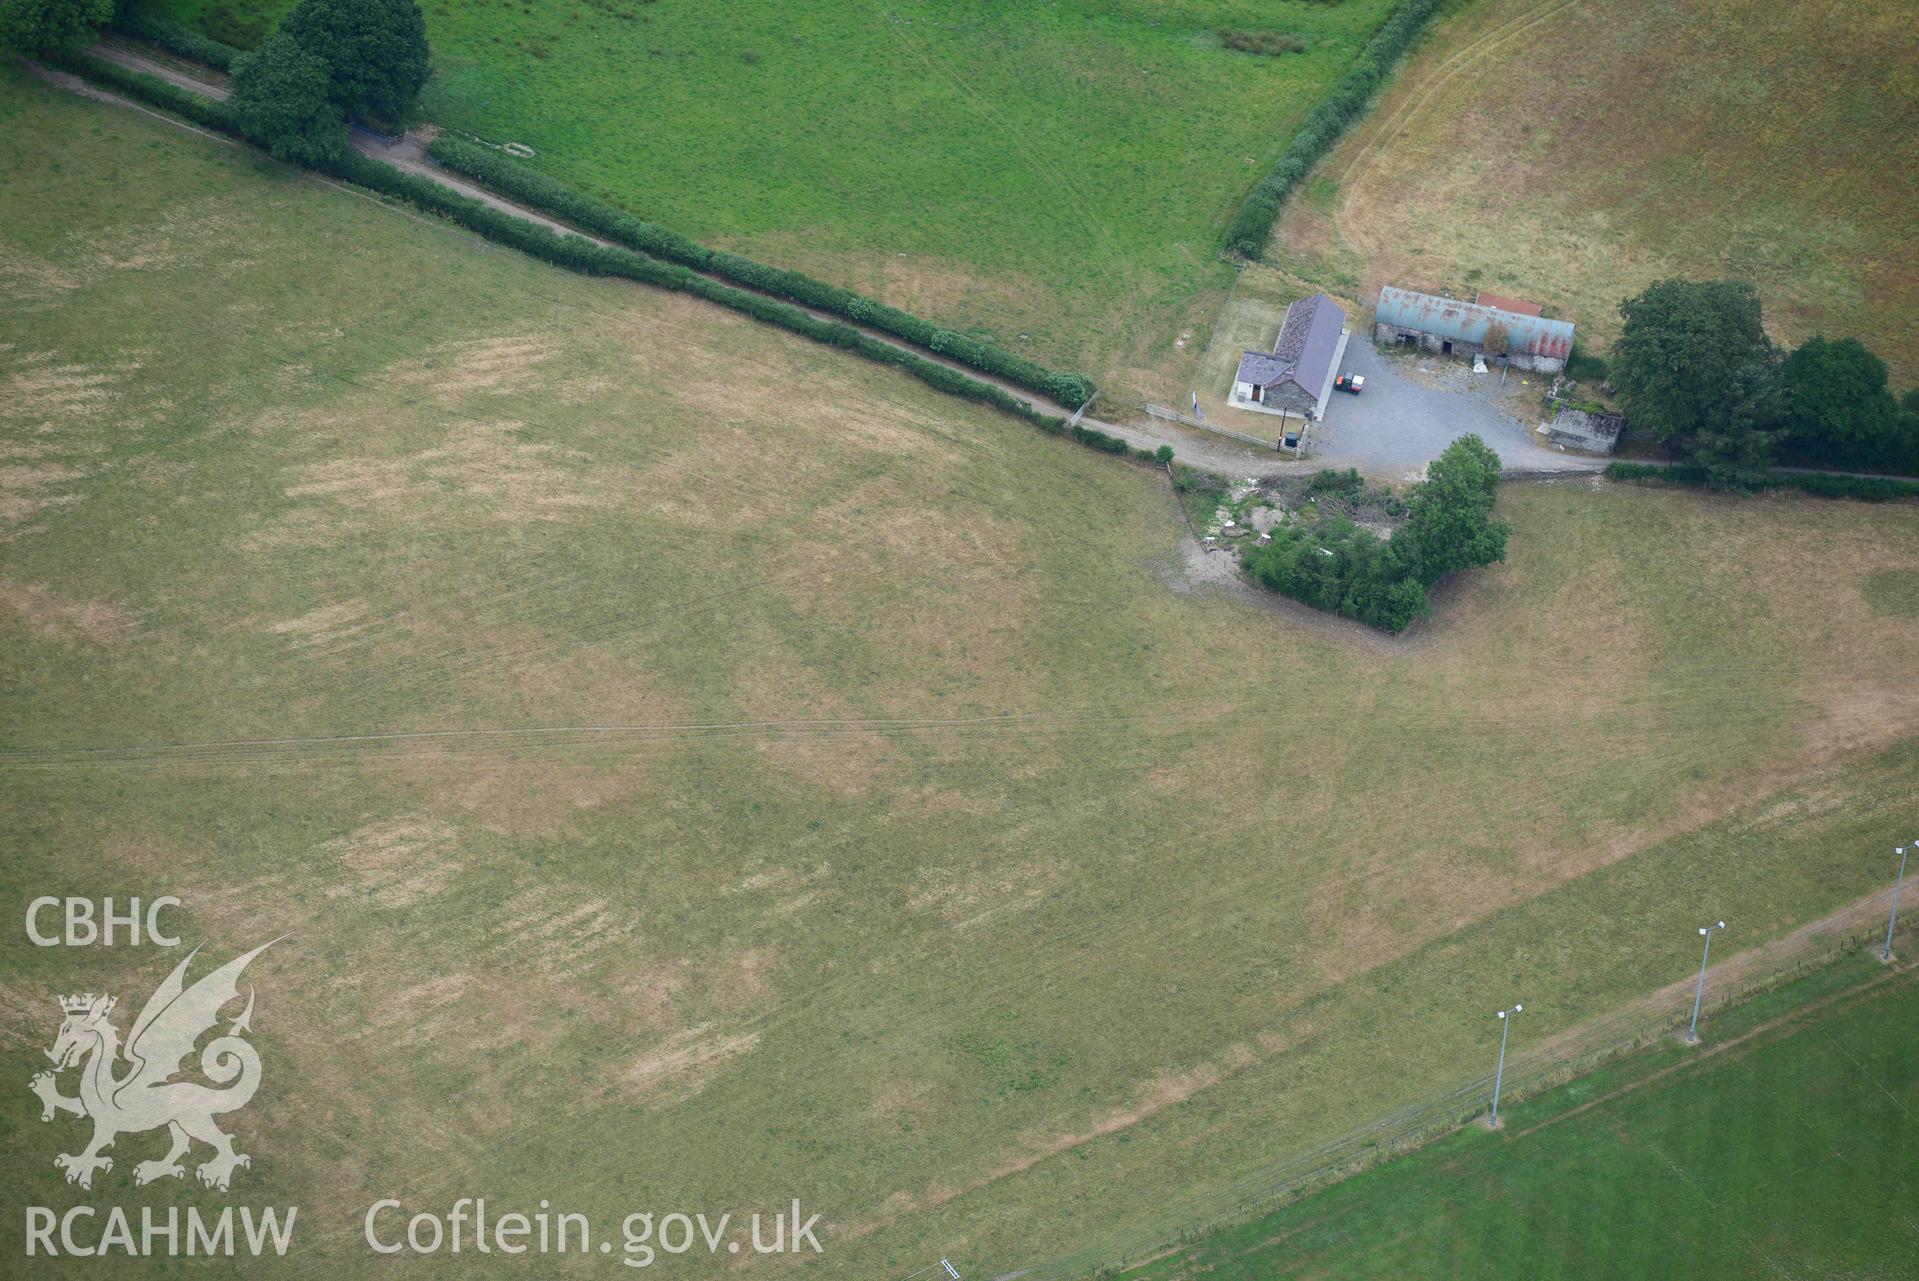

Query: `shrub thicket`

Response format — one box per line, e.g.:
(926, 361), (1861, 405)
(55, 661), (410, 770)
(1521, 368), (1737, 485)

(1242, 437), (1508, 633)
(1218, 28), (1306, 57)
(0, 0), (112, 55)
(425, 136), (1096, 408)
(1222, 0), (1442, 258)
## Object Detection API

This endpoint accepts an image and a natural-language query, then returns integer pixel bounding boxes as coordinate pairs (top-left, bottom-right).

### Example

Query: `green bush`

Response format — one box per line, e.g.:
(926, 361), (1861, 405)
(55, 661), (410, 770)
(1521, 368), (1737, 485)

(424, 136), (1096, 408)
(199, 2), (266, 49)
(1218, 28), (1307, 57)
(1304, 467), (1364, 498)
(114, 6), (245, 67)
(1223, 0), (1442, 258)
(1243, 517), (1429, 632)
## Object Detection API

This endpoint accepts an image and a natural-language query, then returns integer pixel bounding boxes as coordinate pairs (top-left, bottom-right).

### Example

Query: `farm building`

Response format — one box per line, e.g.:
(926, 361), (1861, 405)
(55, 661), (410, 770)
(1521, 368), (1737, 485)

(1372, 286), (1574, 373)
(1230, 292), (1350, 421)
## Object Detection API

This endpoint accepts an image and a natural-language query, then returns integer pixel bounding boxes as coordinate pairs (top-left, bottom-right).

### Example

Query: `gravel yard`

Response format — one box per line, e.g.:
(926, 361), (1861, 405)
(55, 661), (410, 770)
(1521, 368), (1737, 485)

(1306, 339), (1606, 481)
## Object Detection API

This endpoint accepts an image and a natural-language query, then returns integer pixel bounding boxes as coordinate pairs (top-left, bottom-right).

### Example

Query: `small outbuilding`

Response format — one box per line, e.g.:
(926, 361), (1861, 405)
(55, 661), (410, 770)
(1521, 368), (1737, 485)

(1372, 286), (1573, 373)
(1230, 292), (1349, 421)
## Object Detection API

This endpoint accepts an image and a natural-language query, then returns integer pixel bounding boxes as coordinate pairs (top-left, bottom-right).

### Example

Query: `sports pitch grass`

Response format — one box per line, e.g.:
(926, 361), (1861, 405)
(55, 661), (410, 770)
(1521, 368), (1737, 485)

(143, 0), (1400, 396)
(4, 67), (1919, 1276)
(1132, 952), (1919, 1280)
(1267, 0), (1919, 381)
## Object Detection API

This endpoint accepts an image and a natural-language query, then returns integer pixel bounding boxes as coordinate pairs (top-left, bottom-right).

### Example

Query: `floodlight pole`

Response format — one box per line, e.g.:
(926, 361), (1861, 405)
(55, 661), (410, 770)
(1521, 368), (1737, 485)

(1886, 845), (1910, 962)
(1685, 921), (1726, 1044)
(1489, 1002), (1521, 1129)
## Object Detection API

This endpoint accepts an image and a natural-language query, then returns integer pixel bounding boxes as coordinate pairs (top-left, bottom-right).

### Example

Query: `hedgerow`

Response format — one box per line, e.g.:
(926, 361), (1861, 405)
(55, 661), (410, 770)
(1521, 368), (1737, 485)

(424, 136), (1096, 408)
(1604, 462), (1919, 501)
(1222, 0), (1443, 259)
(50, 48), (240, 133)
(114, 8), (245, 70)
(49, 51), (1131, 457)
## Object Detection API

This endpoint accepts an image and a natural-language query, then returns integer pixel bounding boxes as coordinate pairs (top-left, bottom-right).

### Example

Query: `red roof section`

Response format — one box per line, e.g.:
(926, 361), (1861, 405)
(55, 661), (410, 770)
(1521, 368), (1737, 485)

(1474, 291), (1543, 317)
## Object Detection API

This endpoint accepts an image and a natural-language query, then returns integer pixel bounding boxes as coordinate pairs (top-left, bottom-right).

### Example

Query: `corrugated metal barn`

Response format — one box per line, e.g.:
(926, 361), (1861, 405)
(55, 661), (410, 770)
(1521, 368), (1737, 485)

(1372, 286), (1574, 373)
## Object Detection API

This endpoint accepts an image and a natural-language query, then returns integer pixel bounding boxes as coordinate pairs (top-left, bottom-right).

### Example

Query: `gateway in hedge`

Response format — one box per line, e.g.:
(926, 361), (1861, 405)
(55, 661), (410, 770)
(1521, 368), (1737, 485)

(1373, 286), (1574, 373)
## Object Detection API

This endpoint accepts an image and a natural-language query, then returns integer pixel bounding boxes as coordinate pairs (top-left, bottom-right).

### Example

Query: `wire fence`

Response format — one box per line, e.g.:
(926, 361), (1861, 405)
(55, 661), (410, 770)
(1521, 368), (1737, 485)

(1024, 886), (1908, 1280)
(1142, 404), (1278, 452)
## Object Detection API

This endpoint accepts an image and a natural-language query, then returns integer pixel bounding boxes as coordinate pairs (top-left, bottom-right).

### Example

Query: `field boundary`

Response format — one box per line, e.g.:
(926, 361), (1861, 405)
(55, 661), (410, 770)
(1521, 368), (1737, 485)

(1029, 886), (1911, 1280)
(1223, 0), (1444, 257)
(42, 42), (1159, 467)
(105, 13), (1096, 408)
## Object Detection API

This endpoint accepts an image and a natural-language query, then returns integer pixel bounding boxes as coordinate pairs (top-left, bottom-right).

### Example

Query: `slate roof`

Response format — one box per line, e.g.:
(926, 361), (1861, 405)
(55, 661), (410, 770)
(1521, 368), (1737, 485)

(1376, 286), (1574, 362)
(1233, 293), (1346, 391)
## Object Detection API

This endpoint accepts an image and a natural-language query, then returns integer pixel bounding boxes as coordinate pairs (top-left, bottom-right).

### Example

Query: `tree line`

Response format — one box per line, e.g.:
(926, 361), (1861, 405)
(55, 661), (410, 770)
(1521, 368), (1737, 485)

(1610, 280), (1917, 489)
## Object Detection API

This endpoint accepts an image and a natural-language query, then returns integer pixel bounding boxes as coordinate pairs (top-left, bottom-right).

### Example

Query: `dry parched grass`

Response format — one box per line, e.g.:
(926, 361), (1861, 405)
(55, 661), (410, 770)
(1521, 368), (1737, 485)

(1272, 0), (1919, 378)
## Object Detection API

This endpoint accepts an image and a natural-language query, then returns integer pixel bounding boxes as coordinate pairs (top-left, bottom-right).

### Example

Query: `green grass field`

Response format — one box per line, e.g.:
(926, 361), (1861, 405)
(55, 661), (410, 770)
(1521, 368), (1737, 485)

(1134, 953), (1919, 1279)
(142, 0), (1398, 396)
(1269, 0), (1919, 381)
(5, 67), (1919, 1277)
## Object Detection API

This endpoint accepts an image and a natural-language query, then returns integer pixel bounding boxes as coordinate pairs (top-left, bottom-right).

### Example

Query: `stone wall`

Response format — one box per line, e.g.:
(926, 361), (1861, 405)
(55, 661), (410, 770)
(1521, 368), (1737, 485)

(1372, 322), (1565, 373)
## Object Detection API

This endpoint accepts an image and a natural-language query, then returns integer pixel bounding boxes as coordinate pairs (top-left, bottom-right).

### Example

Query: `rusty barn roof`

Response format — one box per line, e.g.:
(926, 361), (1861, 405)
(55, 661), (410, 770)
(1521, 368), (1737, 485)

(1473, 291), (1543, 316)
(1376, 286), (1574, 362)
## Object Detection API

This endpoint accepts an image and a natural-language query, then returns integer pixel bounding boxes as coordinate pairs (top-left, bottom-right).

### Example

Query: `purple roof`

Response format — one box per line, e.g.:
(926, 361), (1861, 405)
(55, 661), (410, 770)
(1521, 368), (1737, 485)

(1234, 293), (1345, 393)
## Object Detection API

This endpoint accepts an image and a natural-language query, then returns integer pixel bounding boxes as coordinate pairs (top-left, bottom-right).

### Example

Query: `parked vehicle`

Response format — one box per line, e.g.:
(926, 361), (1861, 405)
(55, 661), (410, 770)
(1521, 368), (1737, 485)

(1334, 373), (1365, 394)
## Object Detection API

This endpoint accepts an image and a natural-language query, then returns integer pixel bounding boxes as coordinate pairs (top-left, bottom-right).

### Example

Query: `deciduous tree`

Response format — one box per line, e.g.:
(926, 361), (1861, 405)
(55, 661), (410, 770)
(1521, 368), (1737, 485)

(1395, 434), (1509, 586)
(1611, 279), (1782, 488)
(278, 0), (428, 124)
(228, 31), (343, 164)
(1780, 336), (1910, 472)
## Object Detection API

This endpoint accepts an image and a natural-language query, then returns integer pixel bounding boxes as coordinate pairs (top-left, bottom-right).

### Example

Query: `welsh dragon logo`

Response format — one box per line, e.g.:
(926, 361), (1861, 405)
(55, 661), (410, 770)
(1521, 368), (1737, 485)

(30, 940), (279, 1192)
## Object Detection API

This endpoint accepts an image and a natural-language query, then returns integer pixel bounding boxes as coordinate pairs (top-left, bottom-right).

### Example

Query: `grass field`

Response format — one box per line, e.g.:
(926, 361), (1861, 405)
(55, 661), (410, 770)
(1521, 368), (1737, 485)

(5, 67), (1919, 1277)
(1267, 0), (1919, 381)
(141, 0), (1400, 397)
(1133, 952), (1919, 1279)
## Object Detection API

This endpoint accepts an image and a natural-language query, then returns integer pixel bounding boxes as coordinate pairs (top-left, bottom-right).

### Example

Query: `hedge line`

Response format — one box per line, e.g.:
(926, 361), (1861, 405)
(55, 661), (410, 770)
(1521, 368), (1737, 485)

(1605, 462), (1919, 502)
(48, 52), (1139, 461)
(424, 136), (1096, 409)
(113, 9), (244, 71)
(53, 47), (240, 133)
(1222, 0), (1442, 258)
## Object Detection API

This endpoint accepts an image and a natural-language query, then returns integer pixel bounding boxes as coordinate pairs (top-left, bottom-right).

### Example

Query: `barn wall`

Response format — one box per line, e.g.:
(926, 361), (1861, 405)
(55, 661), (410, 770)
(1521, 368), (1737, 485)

(1372, 322), (1565, 373)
